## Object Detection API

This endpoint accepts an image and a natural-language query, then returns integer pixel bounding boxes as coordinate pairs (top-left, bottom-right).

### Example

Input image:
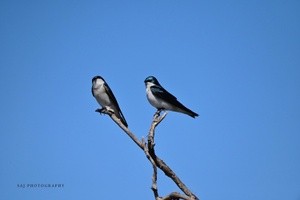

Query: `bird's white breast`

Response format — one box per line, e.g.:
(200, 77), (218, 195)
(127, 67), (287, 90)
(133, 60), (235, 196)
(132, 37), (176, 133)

(146, 82), (172, 109)
(93, 80), (110, 107)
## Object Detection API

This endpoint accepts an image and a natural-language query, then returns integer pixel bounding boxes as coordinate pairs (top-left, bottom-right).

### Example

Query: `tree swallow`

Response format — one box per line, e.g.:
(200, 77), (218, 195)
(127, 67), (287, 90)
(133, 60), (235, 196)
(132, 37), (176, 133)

(144, 76), (199, 118)
(92, 76), (128, 127)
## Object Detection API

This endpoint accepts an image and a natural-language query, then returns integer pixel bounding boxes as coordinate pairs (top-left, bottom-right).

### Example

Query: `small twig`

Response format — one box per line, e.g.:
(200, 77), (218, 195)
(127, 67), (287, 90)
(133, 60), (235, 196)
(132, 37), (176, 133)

(148, 111), (168, 146)
(143, 143), (159, 199)
(151, 163), (159, 199)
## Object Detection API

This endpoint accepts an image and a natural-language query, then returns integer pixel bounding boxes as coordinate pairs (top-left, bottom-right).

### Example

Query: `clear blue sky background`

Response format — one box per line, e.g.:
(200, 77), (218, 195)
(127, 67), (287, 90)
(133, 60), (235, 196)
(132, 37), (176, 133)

(1, 1), (299, 200)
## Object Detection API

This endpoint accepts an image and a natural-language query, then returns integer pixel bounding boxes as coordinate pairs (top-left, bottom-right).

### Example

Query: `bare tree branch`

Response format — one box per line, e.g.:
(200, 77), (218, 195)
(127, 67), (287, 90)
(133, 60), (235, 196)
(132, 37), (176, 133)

(96, 108), (143, 149)
(96, 108), (199, 200)
(147, 111), (199, 200)
(161, 192), (191, 200)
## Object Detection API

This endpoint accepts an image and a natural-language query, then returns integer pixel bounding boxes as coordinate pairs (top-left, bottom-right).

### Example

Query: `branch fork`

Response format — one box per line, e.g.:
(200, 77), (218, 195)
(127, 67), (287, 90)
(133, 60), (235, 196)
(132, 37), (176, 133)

(96, 108), (199, 200)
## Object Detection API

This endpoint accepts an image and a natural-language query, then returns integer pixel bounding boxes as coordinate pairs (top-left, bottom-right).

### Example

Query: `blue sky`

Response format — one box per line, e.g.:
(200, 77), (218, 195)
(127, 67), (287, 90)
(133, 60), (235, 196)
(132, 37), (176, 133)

(1, 0), (300, 199)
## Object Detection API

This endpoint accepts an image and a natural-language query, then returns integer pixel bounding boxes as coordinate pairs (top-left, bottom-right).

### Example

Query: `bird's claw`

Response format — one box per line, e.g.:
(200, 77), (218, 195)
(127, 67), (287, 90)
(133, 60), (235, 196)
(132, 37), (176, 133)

(95, 107), (115, 115)
(95, 108), (105, 114)
(154, 109), (163, 117)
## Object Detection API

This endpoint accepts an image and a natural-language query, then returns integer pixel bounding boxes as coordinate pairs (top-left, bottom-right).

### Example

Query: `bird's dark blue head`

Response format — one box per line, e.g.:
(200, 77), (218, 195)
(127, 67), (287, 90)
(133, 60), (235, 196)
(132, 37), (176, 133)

(92, 75), (104, 83)
(144, 76), (160, 86)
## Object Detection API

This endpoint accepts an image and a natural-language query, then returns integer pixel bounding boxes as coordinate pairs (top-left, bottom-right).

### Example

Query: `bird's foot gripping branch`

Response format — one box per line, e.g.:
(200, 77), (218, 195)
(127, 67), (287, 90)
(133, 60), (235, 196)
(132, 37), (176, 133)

(95, 107), (114, 115)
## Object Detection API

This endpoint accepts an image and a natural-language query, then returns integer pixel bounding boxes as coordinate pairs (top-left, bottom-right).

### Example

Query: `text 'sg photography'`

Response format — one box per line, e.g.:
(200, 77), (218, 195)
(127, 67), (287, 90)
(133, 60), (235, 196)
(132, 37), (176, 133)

(17, 183), (64, 189)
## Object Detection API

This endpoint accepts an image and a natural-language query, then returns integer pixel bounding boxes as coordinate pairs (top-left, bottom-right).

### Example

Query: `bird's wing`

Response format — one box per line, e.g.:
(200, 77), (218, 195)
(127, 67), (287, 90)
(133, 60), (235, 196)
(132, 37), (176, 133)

(151, 85), (198, 117)
(150, 85), (179, 104)
(104, 83), (128, 127)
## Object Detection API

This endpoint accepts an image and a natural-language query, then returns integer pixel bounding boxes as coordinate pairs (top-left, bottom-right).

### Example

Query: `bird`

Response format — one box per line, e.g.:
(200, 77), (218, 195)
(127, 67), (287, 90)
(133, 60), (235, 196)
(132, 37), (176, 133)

(144, 76), (199, 118)
(92, 76), (128, 127)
